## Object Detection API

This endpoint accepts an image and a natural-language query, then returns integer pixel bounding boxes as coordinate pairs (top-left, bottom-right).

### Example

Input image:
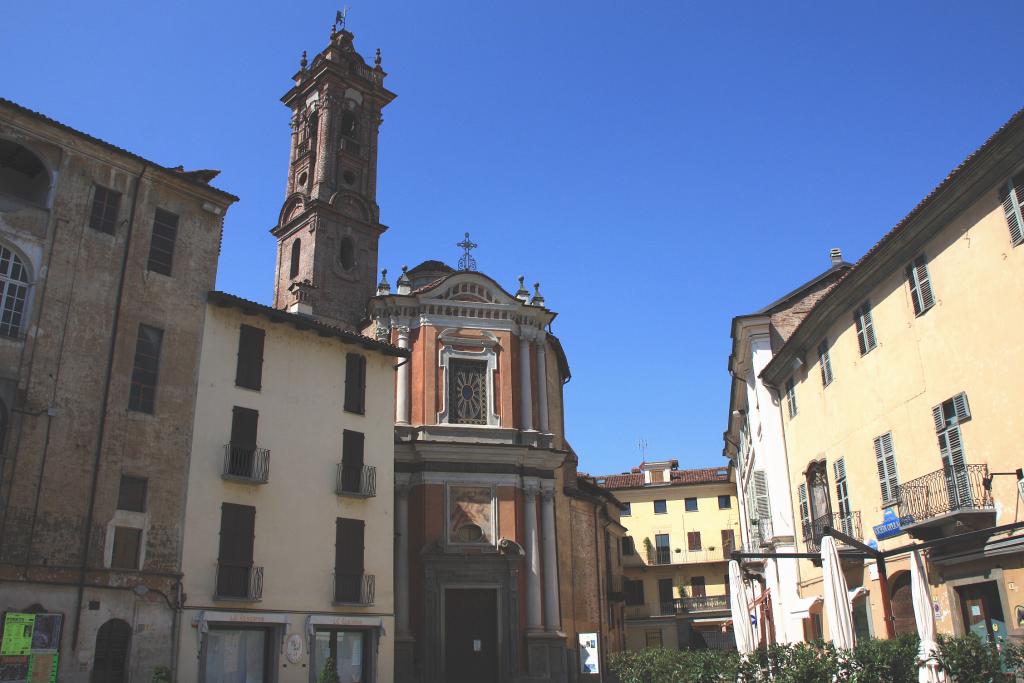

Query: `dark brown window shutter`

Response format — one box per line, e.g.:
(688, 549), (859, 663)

(335, 518), (365, 574)
(117, 476), (147, 512)
(341, 430), (365, 492)
(230, 407), (259, 448)
(218, 503), (255, 566)
(344, 353), (366, 414)
(235, 325), (266, 390)
(687, 531), (702, 551)
(147, 208), (179, 276)
(111, 527), (141, 569)
(691, 576), (706, 597)
(128, 325), (163, 413)
(721, 529), (735, 553)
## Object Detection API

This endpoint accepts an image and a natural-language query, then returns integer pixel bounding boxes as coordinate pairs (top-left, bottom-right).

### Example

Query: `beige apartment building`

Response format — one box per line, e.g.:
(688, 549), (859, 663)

(760, 107), (1024, 644)
(597, 462), (740, 651)
(176, 293), (406, 682)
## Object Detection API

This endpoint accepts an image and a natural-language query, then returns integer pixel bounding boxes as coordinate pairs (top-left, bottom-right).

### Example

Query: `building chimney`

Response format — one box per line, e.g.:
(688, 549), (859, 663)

(830, 248), (843, 266)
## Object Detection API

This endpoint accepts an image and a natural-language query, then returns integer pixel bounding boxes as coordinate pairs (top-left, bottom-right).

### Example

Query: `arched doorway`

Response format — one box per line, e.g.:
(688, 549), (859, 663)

(890, 572), (916, 635)
(92, 618), (131, 683)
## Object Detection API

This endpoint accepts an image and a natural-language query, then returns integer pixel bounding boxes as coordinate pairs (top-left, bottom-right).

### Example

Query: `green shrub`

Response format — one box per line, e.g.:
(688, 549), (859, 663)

(849, 634), (919, 683)
(608, 648), (739, 683)
(151, 666), (171, 683)
(316, 654), (341, 683)
(935, 633), (1011, 683)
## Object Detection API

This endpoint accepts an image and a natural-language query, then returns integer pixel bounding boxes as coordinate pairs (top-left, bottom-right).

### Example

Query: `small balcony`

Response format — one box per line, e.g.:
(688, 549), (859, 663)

(896, 464), (995, 539)
(623, 595), (730, 620)
(334, 572), (375, 606)
(802, 511), (862, 553)
(335, 463), (376, 498)
(645, 546), (732, 566)
(215, 564), (263, 601)
(677, 595), (730, 613)
(646, 547), (673, 566)
(222, 444), (270, 484)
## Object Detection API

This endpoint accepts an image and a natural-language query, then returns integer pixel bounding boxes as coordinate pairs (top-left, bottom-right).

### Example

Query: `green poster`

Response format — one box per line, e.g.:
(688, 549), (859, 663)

(27, 652), (59, 682)
(1, 613), (35, 656)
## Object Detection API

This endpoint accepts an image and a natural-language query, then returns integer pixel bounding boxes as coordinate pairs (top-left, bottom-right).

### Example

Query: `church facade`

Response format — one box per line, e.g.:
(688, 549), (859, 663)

(267, 24), (626, 683)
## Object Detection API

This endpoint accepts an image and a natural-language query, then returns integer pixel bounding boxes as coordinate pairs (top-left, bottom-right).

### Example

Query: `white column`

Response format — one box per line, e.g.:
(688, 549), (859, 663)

(519, 331), (534, 431)
(540, 488), (560, 631)
(395, 484), (411, 635)
(524, 486), (543, 631)
(534, 337), (549, 434)
(395, 325), (410, 425)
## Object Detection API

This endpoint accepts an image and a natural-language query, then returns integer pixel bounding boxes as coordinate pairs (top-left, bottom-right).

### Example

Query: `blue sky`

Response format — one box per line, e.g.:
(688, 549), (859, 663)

(3, 2), (1022, 476)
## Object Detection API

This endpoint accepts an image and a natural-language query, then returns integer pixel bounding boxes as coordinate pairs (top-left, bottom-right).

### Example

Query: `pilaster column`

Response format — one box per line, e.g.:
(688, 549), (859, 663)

(540, 488), (560, 631)
(395, 325), (410, 425)
(524, 486), (543, 631)
(534, 337), (549, 434)
(519, 330), (534, 431)
(313, 96), (335, 200)
(395, 483), (411, 635)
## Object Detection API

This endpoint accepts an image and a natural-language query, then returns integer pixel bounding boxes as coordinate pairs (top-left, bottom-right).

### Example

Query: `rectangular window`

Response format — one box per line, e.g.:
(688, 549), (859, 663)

(335, 517), (366, 603)
(621, 501), (631, 517)
(622, 536), (635, 555)
(146, 208), (179, 276)
(117, 475), (147, 512)
(649, 468), (665, 483)
(624, 578), (644, 605)
(685, 497), (698, 512)
(1000, 174), (1024, 246)
(854, 301), (877, 355)
(235, 325), (265, 390)
(752, 470), (771, 530)
(873, 432), (900, 506)
(933, 393), (972, 507)
(785, 377), (797, 418)
(653, 499), (667, 514)
(658, 578), (674, 611)
(691, 576), (706, 598)
(344, 353), (367, 414)
(89, 185), (121, 234)
(721, 529), (736, 555)
(340, 430), (365, 493)
(717, 495), (731, 510)
(313, 630), (367, 683)
(797, 483), (811, 542)
(833, 458), (853, 535)
(226, 406), (259, 478)
(216, 503), (256, 598)
(906, 254), (936, 316)
(687, 531), (702, 551)
(111, 527), (141, 569)
(818, 339), (834, 387)
(205, 628), (268, 682)
(128, 324), (163, 413)
(645, 630), (663, 648)
(654, 533), (670, 564)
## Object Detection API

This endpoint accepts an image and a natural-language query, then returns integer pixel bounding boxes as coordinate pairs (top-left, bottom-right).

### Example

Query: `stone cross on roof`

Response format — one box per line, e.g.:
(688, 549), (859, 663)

(457, 232), (478, 271)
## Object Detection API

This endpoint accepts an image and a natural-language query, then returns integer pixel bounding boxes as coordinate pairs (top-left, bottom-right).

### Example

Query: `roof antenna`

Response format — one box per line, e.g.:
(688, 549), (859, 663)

(638, 438), (648, 464)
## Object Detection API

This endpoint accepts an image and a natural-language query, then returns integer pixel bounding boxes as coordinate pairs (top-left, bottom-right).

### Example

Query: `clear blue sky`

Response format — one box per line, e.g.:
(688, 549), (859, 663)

(3, 2), (1022, 476)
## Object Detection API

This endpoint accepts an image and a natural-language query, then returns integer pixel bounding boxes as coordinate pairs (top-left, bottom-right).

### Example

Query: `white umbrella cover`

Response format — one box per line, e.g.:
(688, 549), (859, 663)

(911, 550), (946, 682)
(729, 560), (756, 655)
(820, 535), (856, 650)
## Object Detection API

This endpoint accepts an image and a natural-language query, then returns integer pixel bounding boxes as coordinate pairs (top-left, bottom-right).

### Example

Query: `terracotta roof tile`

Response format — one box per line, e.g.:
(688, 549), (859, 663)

(595, 466), (731, 490)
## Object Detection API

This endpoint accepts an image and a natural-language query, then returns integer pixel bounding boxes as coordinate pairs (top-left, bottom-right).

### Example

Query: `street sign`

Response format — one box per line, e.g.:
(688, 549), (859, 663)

(873, 507), (914, 541)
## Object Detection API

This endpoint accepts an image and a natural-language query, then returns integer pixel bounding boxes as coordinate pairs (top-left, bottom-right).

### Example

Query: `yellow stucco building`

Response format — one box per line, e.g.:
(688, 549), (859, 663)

(759, 107), (1024, 644)
(597, 461), (741, 650)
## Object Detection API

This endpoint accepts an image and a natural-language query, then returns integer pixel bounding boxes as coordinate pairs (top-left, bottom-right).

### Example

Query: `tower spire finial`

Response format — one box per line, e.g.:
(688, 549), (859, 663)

(334, 6), (350, 33)
(457, 232), (478, 271)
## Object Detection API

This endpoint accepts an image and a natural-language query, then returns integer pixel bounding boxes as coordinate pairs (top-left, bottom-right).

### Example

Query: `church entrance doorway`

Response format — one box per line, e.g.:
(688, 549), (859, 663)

(444, 588), (499, 683)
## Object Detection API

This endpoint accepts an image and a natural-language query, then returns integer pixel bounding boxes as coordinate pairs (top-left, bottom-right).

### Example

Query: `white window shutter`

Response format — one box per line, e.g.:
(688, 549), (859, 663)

(932, 404), (945, 432)
(882, 433), (898, 502)
(752, 470), (771, 527)
(874, 436), (890, 503)
(798, 483), (810, 540)
(1002, 179), (1024, 245)
(916, 259), (935, 310)
(863, 306), (877, 350)
(953, 392), (971, 423)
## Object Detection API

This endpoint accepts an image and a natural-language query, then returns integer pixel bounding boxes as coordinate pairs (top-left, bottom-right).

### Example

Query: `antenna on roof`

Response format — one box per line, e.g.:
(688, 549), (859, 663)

(638, 438), (648, 463)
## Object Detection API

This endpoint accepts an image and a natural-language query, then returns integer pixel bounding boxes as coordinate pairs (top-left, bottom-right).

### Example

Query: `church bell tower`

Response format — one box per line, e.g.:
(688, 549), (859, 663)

(272, 20), (396, 330)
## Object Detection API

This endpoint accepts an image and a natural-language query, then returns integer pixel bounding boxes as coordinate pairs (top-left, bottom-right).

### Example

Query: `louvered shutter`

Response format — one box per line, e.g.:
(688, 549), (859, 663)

(818, 339), (833, 386)
(752, 470), (771, 528)
(939, 426), (970, 507)
(855, 309), (867, 354)
(953, 392), (971, 423)
(932, 404), (946, 432)
(863, 305), (877, 350)
(235, 325), (265, 390)
(915, 257), (935, 311)
(797, 483), (811, 542)
(341, 430), (365, 492)
(344, 353), (367, 414)
(833, 458), (852, 534)
(1001, 177), (1024, 245)
(874, 433), (899, 504)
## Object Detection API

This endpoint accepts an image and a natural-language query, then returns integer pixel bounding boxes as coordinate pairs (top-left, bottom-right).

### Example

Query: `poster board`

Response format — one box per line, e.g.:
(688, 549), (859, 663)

(0, 614), (62, 683)
(578, 632), (600, 674)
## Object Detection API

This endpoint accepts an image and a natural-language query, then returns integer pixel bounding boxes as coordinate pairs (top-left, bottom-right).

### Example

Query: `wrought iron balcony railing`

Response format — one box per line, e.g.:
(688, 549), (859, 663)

(334, 572), (375, 605)
(646, 547), (733, 565)
(335, 463), (377, 497)
(647, 547), (673, 565)
(222, 444), (270, 484)
(215, 564), (263, 601)
(895, 464), (993, 526)
(802, 511), (862, 553)
(677, 595), (730, 612)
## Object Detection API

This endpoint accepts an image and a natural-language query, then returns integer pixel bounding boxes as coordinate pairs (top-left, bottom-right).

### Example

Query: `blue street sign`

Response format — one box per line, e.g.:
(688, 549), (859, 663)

(873, 507), (914, 540)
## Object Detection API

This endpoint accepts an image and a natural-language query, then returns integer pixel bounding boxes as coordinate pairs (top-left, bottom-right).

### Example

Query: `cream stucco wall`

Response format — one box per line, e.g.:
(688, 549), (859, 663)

(177, 302), (397, 682)
(779, 177), (1024, 640)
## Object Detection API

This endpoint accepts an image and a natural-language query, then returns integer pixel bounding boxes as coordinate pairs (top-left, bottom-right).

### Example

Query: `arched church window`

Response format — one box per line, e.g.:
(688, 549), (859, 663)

(340, 111), (358, 139)
(338, 237), (355, 271)
(0, 140), (49, 206)
(0, 245), (29, 338)
(290, 239), (301, 279)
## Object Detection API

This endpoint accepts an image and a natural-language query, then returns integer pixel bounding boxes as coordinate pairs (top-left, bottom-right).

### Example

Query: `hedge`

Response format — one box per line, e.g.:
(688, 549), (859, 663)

(608, 634), (1023, 683)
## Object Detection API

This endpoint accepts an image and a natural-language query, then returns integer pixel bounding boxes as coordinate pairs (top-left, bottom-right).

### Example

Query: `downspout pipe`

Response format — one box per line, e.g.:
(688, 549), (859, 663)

(71, 163), (147, 650)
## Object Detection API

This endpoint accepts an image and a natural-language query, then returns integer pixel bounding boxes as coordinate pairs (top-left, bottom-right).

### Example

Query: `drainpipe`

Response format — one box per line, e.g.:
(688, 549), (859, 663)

(71, 163), (147, 650)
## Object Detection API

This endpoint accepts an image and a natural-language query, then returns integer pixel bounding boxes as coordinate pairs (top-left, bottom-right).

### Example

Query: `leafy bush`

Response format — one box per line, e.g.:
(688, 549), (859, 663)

(151, 666), (171, 683)
(607, 635), (1022, 683)
(316, 654), (341, 683)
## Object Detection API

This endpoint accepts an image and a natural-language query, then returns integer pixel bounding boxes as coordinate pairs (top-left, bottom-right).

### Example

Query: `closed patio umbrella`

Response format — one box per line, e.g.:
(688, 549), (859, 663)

(821, 535), (855, 650)
(911, 549), (946, 682)
(729, 560), (756, 655)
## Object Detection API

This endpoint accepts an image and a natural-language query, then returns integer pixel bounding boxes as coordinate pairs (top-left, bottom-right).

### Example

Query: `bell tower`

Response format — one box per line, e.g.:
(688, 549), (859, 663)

(272, 21), (396, 330)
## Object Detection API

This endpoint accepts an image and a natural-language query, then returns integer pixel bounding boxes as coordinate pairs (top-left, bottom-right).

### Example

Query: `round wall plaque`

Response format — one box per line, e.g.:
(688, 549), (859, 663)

(285, 633), (303, 664)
